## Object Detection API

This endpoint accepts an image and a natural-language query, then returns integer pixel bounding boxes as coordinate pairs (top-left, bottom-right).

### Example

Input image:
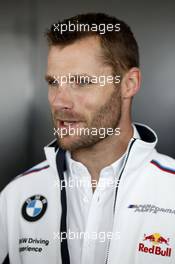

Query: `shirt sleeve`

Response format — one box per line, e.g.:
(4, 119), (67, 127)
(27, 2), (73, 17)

(0, 190), (9, 263)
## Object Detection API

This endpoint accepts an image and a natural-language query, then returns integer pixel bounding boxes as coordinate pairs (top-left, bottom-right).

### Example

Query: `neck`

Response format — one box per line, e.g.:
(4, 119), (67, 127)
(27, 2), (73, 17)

(71, 122), (133, 184)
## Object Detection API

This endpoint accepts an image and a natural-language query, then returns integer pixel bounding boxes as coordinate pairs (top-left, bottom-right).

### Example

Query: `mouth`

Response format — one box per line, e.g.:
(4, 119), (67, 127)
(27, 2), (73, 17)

(57, 119), (83, 129)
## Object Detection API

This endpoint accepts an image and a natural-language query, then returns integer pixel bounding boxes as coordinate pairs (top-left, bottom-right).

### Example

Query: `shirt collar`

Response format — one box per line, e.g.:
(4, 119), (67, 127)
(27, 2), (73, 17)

(65, 124), (141, 178)
(132, 123), (141, 139)
(105, 123), (141, 177)
(44, 122), (157, 177)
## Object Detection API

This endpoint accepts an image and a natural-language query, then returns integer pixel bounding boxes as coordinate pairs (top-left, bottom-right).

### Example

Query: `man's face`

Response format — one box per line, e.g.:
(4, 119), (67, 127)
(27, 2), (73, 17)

(46, 36), (121, 151)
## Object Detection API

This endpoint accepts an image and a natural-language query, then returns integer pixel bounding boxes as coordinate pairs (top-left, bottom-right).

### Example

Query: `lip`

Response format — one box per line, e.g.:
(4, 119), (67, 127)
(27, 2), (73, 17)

(56, 119), (82, 129)
(58, 119), (80, 122)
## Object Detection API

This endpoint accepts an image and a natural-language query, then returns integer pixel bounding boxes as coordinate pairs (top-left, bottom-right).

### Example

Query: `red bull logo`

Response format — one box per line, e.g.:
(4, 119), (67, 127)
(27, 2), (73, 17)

(138, 233), (171, 257)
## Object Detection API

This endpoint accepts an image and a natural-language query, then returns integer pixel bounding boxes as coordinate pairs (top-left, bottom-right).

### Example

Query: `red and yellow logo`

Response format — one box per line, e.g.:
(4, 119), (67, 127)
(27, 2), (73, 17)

(138, 233), (171, 257)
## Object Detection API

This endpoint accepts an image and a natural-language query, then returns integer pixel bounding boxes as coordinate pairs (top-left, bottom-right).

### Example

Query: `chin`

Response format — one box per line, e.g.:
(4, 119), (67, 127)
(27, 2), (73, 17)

(57, 133), (103, 152)
(57, 135), (83, 151)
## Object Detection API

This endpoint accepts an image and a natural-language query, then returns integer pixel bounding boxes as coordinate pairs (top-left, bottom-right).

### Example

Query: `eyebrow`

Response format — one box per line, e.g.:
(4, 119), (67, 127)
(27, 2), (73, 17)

(45, 73), (93, 81)
(45, 74), (55, 82)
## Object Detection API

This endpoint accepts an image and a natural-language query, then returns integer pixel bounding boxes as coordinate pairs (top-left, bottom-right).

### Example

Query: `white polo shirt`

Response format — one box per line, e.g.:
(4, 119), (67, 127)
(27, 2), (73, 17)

(65, 125), (140, 264)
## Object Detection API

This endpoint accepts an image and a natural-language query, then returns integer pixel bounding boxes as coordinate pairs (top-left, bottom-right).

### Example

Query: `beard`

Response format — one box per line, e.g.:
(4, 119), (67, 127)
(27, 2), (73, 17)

(52, 87), (121, 151)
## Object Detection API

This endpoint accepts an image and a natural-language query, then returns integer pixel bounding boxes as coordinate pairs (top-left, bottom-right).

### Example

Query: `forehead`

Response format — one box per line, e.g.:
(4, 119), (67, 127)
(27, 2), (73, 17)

(47, 36), (111, 75)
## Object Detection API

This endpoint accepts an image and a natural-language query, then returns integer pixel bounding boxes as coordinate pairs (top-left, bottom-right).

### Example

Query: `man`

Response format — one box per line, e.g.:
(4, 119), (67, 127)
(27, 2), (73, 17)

(0, 13), (175, 264)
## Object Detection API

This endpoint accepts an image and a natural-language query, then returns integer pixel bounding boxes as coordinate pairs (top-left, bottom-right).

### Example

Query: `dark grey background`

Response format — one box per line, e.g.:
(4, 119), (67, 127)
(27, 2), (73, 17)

(0, 0), (175, 191)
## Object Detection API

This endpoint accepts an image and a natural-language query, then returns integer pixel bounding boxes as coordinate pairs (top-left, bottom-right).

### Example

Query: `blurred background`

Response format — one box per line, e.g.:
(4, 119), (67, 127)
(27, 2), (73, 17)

(0, 0), (175, 191)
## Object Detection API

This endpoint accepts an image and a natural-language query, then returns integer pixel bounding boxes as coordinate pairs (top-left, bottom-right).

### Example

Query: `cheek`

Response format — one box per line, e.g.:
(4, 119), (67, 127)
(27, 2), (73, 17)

(76, 91), (103, 120)
(79, 88), (111, 109)
(48, 89), (54, 105)
(48, 95), (52, 106)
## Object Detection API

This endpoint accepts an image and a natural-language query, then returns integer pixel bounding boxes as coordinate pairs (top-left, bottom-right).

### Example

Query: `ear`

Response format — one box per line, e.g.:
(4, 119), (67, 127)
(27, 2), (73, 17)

(121, 67), (141, 99)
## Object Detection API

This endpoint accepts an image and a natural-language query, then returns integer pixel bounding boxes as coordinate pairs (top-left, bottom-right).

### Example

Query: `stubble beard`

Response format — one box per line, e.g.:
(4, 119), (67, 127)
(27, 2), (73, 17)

(54, 87), (121, 151)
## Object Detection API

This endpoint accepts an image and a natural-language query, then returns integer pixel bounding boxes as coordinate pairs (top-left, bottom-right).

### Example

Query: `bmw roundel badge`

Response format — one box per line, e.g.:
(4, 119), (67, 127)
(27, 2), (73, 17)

(22, 195), (47, 222)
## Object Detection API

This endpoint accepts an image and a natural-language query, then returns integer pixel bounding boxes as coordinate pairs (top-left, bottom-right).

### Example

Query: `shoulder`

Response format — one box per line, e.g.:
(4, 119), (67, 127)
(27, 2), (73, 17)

(150, 151), (175, 176)
(0, 160), (50, 198)
(15, 160), (50, 179)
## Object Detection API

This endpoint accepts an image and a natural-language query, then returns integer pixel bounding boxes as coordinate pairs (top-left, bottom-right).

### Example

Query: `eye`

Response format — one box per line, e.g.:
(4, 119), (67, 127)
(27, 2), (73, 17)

(77, 81), (92, 86)
(75, 77), (93, 87)
(48, 79), (59, 87)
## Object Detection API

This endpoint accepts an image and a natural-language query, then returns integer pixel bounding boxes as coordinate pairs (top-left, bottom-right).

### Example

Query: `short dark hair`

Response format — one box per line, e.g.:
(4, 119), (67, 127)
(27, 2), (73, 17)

(46, 13), (139, 76)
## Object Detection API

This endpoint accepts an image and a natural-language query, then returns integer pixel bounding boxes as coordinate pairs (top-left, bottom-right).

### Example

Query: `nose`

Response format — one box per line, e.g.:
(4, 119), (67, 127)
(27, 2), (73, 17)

(49, 84), (74, 111)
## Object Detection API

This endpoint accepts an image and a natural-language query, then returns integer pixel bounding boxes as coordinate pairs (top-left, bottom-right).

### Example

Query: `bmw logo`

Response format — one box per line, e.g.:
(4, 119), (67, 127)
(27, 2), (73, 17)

(22, 195), (47, 222)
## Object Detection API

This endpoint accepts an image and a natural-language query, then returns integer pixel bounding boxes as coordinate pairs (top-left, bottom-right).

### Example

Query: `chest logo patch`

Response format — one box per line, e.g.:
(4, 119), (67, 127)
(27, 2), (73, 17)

(22, 195), (47, 222)
(138, 233), (171, 257)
